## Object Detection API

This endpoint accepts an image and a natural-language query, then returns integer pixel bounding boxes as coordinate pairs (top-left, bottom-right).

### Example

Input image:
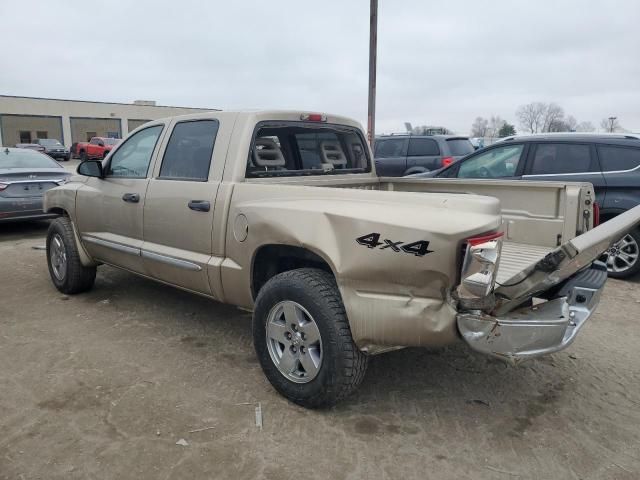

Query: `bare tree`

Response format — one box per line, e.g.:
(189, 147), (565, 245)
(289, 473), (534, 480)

(516, 102), (547, 133)
(575, 121), (595, 132)
(600, 117), (622, 133)
(470, 117), (489, 137)
(488, 115), (506, 138)
(543, 103), (565, 132)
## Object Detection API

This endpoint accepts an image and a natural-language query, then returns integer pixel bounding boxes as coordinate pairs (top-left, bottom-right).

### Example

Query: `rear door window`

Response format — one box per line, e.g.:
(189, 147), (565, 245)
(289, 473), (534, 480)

(159, 120), (219, 181)
(458, 144), (524, 178)
(408, 138), (439, 156)
(529, 143), (594, 174)
(375, 138), (407, 158)
(597, 145), (640, 172)
(446, 138), (474, 156)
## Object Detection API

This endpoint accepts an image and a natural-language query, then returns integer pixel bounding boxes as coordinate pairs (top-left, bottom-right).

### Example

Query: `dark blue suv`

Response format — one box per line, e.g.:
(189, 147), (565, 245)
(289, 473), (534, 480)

(413, 133), (640, 278)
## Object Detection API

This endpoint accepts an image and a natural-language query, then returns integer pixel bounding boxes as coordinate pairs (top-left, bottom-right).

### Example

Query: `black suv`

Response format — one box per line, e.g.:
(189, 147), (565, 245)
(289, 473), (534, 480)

(414, 133), (640, 278)
(374, 134), (474, 176)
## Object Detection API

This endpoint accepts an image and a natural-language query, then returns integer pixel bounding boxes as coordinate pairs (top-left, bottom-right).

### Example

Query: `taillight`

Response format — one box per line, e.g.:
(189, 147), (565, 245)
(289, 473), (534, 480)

(458, 231), (504, 300)
(441, 156), (454, 167)
(593, 202), (600, 227)
(300, 113), (327, 122)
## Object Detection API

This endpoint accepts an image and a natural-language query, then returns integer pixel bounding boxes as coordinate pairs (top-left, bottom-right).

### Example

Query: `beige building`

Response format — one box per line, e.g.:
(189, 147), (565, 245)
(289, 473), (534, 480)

(0, 95), (216, 147)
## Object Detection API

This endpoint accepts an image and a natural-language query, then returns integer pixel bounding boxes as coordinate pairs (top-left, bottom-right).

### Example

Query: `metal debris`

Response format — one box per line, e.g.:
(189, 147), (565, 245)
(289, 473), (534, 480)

(175, 438), (189, 446)
(255, 402), (263, 430)
(188, 426), (216, 434)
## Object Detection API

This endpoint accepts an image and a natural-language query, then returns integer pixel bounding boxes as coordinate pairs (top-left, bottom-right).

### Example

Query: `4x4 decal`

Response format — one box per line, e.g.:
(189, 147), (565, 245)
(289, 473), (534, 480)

(356, 232), (433, 257)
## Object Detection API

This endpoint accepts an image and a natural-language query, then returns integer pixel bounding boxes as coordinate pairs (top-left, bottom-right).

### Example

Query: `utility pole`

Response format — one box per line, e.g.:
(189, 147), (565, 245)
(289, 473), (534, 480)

(608, 116), (617, 133)
(367, 0), (378, 149)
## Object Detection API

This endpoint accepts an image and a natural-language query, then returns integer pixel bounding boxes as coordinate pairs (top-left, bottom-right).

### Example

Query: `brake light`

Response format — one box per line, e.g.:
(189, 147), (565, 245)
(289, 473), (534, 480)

(441, 156), (454, 167)
(466, 231), (504, 246)
(300, 113), (327, 122)
(593, 202), (600, 227)
(458, 231), (504, 300)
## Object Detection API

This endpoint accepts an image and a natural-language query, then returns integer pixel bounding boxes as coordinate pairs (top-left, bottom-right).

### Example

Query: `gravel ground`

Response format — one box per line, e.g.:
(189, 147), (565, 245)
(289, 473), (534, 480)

(1, 221), (639, 480)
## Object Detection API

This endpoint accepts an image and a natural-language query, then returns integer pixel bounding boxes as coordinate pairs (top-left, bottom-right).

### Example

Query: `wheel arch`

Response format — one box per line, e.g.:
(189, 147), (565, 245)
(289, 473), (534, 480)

(251, 244), (337, 300)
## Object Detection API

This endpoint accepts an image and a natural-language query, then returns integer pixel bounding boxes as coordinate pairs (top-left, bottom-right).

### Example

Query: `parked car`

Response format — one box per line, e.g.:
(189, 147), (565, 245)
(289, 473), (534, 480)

(43, 111), (640, 408)
(32, 138), (71, 161)
(75, 137), (121, 160)
(411, 133), (640, 278)
(374, 134), (475, 176)
(0, 147), (71, 222)
(15, 143), (46, 153)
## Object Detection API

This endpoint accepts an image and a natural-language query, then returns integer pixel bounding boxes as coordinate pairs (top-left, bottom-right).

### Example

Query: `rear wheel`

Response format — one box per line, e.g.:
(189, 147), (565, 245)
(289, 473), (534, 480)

(600, 228), (640, 279)
(80, 149), (87, 161)
(46, 217), (97, 294)
(253, 268), (368, 408)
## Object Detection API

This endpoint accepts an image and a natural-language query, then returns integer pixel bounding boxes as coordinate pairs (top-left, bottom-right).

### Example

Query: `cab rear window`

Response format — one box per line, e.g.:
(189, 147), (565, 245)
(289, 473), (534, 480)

(247, 123), (370, 177)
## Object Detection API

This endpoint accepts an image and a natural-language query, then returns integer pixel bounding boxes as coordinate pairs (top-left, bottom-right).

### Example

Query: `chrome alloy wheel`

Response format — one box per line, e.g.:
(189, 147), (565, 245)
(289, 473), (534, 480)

(601, 234), (639, 274)
(49, 233), (67, 281)
(266, 301), (323, 383)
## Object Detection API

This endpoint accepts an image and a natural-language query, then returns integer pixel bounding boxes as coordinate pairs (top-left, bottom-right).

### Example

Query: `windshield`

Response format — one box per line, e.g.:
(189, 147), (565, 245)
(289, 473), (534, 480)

(446, 138), (475, 156)
(39, 139), (63, 146)
(104, 138), (121, 145)
(247, 123), (371, 177)
(0, 148), (62, 169)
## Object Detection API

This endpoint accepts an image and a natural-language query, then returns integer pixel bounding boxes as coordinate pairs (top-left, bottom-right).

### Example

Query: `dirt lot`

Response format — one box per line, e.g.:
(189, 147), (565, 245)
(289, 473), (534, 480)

(1, 221), (639, 480)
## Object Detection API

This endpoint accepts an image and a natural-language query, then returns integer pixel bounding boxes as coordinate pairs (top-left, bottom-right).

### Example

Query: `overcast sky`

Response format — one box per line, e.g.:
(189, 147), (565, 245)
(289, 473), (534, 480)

(1, 0), (639, 134)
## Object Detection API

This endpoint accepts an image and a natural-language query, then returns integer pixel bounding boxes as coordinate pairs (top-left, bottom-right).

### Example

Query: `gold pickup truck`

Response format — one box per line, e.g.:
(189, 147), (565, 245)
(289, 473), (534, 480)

(43, 111), (640, 408)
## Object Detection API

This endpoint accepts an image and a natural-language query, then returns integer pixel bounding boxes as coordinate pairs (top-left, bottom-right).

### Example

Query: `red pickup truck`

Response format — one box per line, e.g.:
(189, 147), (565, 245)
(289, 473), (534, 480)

(72, 137), (121, 160)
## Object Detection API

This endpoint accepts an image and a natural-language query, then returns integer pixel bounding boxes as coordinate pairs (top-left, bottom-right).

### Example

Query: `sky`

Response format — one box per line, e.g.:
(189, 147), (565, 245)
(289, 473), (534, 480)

(1, 0), (639, 134)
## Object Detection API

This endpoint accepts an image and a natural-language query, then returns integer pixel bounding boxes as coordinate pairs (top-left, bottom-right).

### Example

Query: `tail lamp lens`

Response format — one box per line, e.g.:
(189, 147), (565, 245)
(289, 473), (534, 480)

(459, 231), (503, 299)
(441, 156), (454, 167)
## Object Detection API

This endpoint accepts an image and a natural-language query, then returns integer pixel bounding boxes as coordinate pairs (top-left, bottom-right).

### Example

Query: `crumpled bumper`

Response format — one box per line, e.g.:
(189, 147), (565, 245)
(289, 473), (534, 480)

(457, 264), (606, 365)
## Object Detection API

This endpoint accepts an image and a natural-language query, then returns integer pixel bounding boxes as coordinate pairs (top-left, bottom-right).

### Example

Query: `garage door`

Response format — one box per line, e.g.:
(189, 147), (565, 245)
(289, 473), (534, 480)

(70, 117), (121, 143)
(0, 114), (63, 147)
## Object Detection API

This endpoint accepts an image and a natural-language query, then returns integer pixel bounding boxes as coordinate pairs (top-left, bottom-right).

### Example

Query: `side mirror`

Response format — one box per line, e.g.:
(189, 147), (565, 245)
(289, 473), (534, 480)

(77, 160), (104, 178)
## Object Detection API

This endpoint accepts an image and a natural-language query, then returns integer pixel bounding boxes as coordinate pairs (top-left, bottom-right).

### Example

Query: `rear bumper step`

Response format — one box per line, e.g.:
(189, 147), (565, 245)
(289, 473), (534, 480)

(457, 265), (606, 364)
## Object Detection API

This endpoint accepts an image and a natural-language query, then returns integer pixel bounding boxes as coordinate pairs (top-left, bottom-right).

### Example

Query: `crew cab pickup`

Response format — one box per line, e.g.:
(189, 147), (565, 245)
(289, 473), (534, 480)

(43, 111), (640, 408)
(75, 137), (121, 160)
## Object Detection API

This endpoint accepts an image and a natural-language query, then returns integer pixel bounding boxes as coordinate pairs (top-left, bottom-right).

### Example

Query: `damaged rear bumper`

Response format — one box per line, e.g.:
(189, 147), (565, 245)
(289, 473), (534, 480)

(456, 264), (606, 365)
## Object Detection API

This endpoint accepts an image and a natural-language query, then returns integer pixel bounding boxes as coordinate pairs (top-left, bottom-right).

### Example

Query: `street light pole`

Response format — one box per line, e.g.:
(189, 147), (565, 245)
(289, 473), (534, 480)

(367, 0), (378, 149)
(608, 116), (617, 133)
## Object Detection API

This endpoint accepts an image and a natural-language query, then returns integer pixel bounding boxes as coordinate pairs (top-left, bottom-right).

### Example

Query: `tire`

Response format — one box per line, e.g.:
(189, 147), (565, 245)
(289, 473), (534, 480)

(253, 268), (368, 408)
(46, 217), (97, 294)
(80, 149), (87, 161)
(601, 228), (640, 279)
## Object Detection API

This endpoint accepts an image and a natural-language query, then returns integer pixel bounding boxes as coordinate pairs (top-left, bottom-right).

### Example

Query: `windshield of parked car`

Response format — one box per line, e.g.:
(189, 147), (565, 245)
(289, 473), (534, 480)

(0, 148), (62, 169)
(446, 138), (475, 156)
(103, 138), (121, 145)
(247, 123), (371, 177)
(38, 139), (63, 146)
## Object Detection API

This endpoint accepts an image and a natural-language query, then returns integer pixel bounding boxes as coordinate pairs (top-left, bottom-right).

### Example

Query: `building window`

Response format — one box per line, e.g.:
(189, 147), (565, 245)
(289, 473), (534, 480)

(86, 132), (97, 141)
(36, 131), (48, 139)
(19, 131), (32, 143)
(107, 131), (120, 139)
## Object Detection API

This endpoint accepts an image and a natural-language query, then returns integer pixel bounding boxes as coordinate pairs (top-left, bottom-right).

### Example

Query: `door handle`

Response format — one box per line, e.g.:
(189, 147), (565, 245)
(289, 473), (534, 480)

(188, 200), (210, 212)
(122, 193), (140, 203)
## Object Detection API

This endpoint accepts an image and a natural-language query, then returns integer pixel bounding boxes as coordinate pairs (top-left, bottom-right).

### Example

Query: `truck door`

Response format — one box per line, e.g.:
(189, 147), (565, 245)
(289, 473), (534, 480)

(75, 124), (166, 274)
(142, 118), (223, 296)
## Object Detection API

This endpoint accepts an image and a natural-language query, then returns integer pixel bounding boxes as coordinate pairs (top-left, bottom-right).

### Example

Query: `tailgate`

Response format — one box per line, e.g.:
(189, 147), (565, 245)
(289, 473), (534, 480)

(493, 205), (640, 315)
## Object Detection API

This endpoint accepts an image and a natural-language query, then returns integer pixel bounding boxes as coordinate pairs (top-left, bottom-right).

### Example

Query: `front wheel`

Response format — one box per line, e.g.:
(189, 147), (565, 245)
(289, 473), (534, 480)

(600, 228), (640, 279)
(253, 268), (368, 408)
(46, 217), (97, 294)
